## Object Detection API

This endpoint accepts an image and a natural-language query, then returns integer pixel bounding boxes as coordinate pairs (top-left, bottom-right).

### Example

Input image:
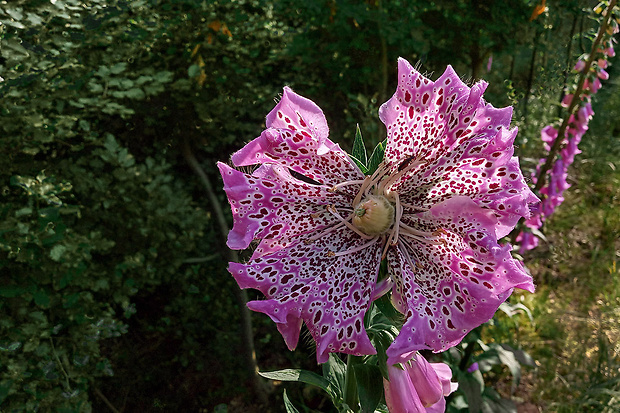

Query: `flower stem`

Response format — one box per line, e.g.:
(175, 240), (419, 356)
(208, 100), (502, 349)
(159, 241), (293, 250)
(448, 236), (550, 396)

(534, 0), (618, 192)
(344, 354), (361, 412)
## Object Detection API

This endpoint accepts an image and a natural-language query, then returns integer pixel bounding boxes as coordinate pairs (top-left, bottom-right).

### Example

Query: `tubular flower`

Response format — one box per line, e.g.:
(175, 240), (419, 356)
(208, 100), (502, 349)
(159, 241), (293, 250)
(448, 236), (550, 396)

(383, 352), (457, 413)
(219, 57), (537, 364)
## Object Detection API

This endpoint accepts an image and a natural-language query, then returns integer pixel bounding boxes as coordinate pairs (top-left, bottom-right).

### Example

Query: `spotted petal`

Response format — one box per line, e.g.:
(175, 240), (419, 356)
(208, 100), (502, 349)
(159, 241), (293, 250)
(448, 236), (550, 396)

(386, 196), (534, 364)
(379, 58), (538, 238)
(218, 162), (349, 249)
(229, 229), (382, 363)
(380, 59), (512, 169)
(231, 86), (364, 188)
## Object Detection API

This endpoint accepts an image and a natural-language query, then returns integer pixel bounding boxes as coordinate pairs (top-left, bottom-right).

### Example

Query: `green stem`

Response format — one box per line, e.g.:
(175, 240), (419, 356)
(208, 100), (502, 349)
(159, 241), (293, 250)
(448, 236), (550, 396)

(344, 354), (361, 412)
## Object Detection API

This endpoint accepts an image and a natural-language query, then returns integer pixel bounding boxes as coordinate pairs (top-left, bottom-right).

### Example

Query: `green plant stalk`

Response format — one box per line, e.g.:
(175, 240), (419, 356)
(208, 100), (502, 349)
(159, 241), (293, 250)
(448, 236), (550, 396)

(534, 0), (618, 192)
(344, 354), (361, 412)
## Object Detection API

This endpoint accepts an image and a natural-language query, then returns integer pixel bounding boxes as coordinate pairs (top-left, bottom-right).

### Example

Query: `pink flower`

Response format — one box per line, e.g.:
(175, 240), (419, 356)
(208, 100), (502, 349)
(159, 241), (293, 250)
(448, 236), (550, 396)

(605, 45), (615, 57)
(597, 68), (609, 80)
(598, 59), (608, 69)
(561, 93), (573, 107)
(516, 231), (539, 254)
(540, 125), (558, 151)
(219, 58), (537, 363)
(384, 353), (457, 413)
(574, 60), (585, 72)
(467, 362), (480, 373)
(590, 77), (602, 94)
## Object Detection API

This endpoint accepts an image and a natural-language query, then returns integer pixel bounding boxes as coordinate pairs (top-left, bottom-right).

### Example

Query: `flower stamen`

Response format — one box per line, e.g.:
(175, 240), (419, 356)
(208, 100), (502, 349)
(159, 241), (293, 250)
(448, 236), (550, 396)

(326, 205), (376, 240)
(329, 179), (366, 192)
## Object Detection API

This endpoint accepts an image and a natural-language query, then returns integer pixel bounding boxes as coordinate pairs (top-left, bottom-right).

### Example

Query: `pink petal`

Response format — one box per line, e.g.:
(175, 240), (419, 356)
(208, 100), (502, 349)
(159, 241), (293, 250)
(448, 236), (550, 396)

(429, 362), (457, 396)
(407, 354), (443, 407)
(231, 87), (363, 188)
(386, 196), (534, 361)
(218, 162), (350, 249)
(384, 365), (427, 413)
(425, 397), (446, 413)
(380, 58), (513, 175)
(229, 229), (382, 363)
(378, 58), (537, 239)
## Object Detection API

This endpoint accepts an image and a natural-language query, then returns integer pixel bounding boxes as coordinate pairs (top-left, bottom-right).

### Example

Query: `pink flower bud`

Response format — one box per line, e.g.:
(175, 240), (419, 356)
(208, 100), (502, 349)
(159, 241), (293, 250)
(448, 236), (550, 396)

(467, 362), (480, 373)
(598, 59), (608, 69)
(561, 94), (573, 107)
(384, 353), (458, 412)
(597, 69), (609, 80)
(574, 60), (586, 71)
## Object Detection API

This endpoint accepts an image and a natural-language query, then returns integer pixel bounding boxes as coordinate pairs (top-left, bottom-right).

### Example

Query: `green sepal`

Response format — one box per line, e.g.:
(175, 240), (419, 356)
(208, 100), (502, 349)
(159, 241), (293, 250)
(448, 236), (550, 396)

(352, 124), (368, 165)
(350, 156), (369, 175)
(370, 330), (393, 380)
(367, 139), (387, 174)
(374, 294), (403, 327)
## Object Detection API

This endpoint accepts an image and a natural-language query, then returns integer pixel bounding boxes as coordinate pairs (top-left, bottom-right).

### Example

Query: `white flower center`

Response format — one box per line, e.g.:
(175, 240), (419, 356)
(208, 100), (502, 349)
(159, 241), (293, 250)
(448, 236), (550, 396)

(352, 195), (395, 236)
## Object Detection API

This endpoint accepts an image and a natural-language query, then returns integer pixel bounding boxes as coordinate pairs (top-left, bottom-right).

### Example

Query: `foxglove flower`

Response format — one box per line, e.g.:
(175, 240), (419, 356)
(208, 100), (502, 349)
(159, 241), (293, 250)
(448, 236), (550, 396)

(383, 352), (457, 413)
(219, 58), (536, 364)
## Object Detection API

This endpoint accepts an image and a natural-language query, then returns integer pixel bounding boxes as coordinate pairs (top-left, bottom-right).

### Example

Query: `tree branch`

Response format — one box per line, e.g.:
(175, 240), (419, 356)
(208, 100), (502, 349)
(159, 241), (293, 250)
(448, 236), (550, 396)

(181, 138), (269, 403)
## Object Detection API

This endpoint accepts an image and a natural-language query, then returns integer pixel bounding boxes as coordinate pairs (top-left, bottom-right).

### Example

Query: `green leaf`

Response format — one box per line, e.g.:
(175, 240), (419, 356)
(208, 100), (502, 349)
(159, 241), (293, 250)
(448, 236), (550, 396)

(125, 88), (146, 100)
(367, 139), (386, 174)
(457, 369), (484, 413)
(0, 342), (21, 352)
(353, 364), (383, 413)
(481, 388), (517, 413)
(33, 289), (50, 308)
(322, 353), (347, 400)
(50, 244), (67, 261)
(0, 380), (13, 404)
(500, 343), (535, 367)
(258, 369), (332, 395)
(352, 124), (367, 165)
(110, 62), (127, 74)
(154, 70), (174, 83)
(283, 389), (301, 413)
(188, 64), (202, 78)
(63, 293), (80, 309)
(494, 344), (521, 392)
(0, 285), (25, 298)
(374, 294), (403, 326)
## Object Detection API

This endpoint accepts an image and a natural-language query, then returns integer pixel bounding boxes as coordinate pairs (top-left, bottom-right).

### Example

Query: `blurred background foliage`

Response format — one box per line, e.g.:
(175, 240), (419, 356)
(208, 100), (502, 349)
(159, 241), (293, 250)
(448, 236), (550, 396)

(0, 0), (618, 412)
